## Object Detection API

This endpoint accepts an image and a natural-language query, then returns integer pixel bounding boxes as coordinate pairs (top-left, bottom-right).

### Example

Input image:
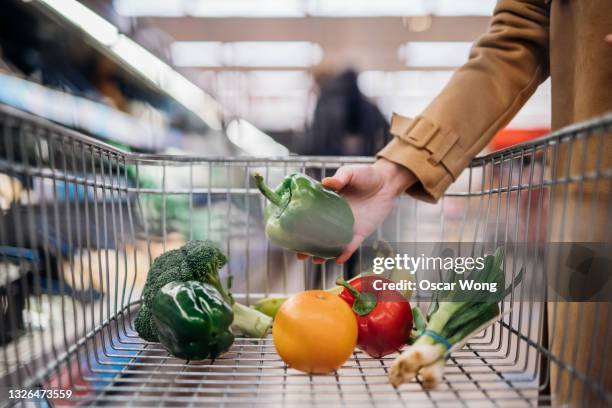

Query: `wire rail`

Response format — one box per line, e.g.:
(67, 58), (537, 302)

(0, 104), (611, 407)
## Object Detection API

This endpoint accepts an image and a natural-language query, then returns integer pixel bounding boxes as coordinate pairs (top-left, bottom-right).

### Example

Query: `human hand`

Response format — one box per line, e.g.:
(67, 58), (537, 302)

(298, 158), (417, 264)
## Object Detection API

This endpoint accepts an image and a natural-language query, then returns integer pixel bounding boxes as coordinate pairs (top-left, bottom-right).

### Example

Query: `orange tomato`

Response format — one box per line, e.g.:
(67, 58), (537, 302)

(273, 290), (357, 374)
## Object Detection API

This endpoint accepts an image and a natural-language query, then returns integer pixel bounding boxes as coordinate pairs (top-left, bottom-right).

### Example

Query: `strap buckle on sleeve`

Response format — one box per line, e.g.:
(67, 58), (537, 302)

(389, 113), (465, 181)
(390, 114), (440, 148)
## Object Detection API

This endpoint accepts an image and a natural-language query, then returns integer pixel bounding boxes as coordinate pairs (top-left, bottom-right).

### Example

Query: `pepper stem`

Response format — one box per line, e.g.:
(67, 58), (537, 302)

(254, 173), (283, 206)
(336, 277), (377, 316)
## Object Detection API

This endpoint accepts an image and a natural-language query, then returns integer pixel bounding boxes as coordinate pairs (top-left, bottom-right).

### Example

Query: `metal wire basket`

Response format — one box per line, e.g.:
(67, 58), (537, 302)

(0, 104), (610, 407)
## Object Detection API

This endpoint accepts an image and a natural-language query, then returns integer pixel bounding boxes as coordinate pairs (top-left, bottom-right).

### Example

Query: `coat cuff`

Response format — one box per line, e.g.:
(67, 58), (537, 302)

(376, 113), (471, 203)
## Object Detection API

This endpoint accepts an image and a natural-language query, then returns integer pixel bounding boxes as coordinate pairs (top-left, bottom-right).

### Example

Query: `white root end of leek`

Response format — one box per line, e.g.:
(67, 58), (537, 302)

(419, 359), (445, 389)
(388, 359), (417, 387)
(389, 344), (446, 386)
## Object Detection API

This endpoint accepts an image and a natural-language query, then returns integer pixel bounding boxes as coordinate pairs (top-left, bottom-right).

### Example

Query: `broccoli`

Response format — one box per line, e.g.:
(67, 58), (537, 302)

(134, 304), (157, 342)
(134, 240), (271, 341)
(180, 240), (233, 304)
(140, 249), (186, 307)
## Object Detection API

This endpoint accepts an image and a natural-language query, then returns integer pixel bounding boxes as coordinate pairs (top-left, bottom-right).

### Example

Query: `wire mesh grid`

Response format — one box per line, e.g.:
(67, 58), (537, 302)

(0, 104), (610, 407)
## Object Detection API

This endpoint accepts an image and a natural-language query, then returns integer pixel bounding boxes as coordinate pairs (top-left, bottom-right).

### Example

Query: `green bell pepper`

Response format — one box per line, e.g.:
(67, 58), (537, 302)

(152, 280), (234, 360)
(254, 172), (354, 259)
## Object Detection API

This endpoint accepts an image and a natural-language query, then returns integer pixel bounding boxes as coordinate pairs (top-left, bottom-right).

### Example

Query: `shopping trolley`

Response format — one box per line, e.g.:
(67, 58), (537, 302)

(0, 103), (610, 407)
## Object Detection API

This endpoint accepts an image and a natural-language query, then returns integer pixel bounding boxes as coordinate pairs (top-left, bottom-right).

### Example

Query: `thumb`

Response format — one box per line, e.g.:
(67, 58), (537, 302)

(322, 166), (354, 192)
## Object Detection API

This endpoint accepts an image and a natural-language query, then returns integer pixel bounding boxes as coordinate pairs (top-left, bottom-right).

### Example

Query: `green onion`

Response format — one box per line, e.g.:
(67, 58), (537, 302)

(409, 307), (428, 344)
(389, 248), (524, 387)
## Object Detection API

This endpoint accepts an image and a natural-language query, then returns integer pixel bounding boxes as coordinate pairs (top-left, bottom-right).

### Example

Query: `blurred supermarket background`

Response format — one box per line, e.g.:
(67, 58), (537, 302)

(0, 0), (550, 159)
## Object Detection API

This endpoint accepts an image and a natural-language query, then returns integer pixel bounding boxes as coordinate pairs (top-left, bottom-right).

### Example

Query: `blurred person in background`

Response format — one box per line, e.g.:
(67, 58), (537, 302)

(301, 68), (389, 156)
(300, 1), (611, 405)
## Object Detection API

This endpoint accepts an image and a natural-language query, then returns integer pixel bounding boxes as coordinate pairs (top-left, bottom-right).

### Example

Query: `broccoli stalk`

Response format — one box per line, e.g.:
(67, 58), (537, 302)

(232, 302), (275, 338)
(135, 240), (272, 340)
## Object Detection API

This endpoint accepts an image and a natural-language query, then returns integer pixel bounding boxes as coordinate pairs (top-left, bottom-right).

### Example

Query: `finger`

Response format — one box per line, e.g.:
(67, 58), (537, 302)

(313, 257), (326, 264)
(321, 177), (344, 191)
(335, 233), (365, 264)
(322, 166), (354, 192)
(606, 34), (612, 44)
(296, 253), (308, 260)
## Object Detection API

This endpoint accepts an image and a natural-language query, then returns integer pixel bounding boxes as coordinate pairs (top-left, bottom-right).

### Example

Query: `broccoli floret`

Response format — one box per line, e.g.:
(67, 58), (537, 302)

(136, 249), (185, 341)
(181, 240), (228, 274)
(181, 240), (232, 304)
(135, 240), (271, 341)
(134, 304), (157, 341)
(141, 249), (185, 310)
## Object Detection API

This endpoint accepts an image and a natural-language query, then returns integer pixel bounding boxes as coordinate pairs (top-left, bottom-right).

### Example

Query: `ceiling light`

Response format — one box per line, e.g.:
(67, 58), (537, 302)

(247, 71), (312, 92)
(112, 35), (172, 84)
(112, 36), (223, 129)
(170, 41), (323, 68)
(187, 0), (304, 17)
(113, 0), (496, 17)
(171, 42), (223, 67)
(358, 70), (454, 97)
(307, 0), (427, 17)
(39, 0), (119, 45)
(163, 74), (224, 130)
(224, 42), (323, 68)
(432, 0), (496, 16)
(113, 0), (184, 17)
(398, 42), (473, 68)
(226, 119), (289, 156)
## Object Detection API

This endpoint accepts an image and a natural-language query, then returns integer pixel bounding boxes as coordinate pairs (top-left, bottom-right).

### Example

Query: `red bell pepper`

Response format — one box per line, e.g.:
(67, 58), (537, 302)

(337, 275), (412, 358)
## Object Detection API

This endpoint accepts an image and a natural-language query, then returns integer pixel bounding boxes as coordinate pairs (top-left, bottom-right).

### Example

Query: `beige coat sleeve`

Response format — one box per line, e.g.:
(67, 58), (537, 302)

(377, 0), (550, 202)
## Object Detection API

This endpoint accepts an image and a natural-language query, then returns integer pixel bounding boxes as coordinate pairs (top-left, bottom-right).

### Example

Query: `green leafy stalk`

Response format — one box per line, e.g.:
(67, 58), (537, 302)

(442, 302), (497, 338)
(445, 303), (500, 345)
(232, 303), (273, 338)
(409, 307), (428, 344)
(417, 249), (506, 347)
